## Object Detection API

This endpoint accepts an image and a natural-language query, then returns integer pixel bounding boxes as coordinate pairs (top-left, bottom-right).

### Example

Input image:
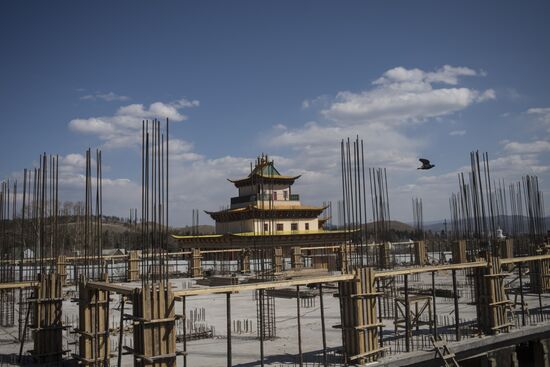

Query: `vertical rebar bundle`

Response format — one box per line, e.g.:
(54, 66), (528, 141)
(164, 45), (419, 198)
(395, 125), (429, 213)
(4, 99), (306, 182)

(412, 198), (424, 240)
(449, 151), (547, 258)
(140, 119), (170, 287)
(339, 136), (377, 268)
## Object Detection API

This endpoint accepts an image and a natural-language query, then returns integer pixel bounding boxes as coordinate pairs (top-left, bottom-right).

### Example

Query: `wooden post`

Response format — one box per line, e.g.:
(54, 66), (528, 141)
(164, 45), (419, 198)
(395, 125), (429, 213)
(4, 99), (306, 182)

(518, 262), (526, 327)
(296, 285), (303, 367)
(414, 241), (427, 266)
(452, 240), (467, 264)
(452, 270), (460, 341)
(226, 293), (232, 367)
(117, 296), (125, 367)
(432, 271), (438, 339)
(190, 249), (202, 278)
(291, 247), (303, 270)
(182, 296), (187, 367)
(319, 284), (328, 367)
(56, 256), (67, 286)
(127, 251), (140, 282)
(239, 249), (250, 273)
(404, 275), (410, 352)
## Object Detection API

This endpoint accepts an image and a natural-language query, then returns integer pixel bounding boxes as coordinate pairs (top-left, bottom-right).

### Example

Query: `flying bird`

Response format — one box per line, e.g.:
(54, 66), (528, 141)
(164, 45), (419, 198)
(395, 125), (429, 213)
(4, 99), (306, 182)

(418, 158), (435, 170)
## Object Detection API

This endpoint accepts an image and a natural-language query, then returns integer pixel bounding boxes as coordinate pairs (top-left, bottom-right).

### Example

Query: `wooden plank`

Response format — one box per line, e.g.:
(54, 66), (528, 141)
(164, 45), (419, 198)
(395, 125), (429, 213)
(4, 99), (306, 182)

(501, 254), (550, 264)
(375, 261), (486, 278)
(174, 274), (355, 298)
(86, 281), (135, 296)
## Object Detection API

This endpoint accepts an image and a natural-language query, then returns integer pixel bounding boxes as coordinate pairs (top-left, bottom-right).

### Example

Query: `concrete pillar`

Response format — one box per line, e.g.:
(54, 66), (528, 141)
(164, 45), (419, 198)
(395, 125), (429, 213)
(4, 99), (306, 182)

(239, 249), (250, 273)
(132, 283), (177, 367)
(339, 267), (380, 364)
(460, 346), (518, 367)
(474, 252), (510, 335)
(379, 242), (391, 269)
(338, 244), (350, 273)
(77, 280), (110, 365)
(533, 339), (550, 367)
(31, 273), (64, 364)
(273, 247), (283, 273)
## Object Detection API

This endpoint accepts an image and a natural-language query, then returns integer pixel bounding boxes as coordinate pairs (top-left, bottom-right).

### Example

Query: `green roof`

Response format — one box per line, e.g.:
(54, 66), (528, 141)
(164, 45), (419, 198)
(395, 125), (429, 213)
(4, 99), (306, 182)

(251, 161), (281, 177)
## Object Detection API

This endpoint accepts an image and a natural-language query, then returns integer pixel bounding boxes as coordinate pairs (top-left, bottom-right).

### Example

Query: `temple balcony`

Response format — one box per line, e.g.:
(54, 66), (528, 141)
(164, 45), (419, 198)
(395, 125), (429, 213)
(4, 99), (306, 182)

(230, 194), (301, 208)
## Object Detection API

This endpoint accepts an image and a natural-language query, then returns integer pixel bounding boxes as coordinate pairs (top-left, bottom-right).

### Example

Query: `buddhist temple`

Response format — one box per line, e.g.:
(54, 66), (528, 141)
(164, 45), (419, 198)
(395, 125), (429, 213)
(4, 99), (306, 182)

(173, 154), (348, 248)
(207, 154), (327, 234)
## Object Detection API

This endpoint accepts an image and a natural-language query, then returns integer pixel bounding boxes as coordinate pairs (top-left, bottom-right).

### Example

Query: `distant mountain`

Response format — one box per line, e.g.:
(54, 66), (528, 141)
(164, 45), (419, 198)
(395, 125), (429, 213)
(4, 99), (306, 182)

(421, 216), (550, 233)
(365, 220), (415, 232)
(171, 224), (216, 235)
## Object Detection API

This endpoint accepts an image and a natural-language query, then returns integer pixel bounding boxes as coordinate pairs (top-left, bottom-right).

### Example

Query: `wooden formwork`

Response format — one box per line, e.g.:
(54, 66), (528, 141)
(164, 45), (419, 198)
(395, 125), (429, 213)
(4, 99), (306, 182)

(128, 251), (140, 282)
(189, 248), (202, 278)
(132, 282), (178, 367)
(474, 253), (511, 335)
(56, 256), (67, 286)
(413, 241), (427, 266)
(452, 240), (467, 264)
(500, 239), (514, 259)
(338, 267), (383, 364)
(500, 239), (514, 271)
(76, 280), (110, 366)
(273, 247), (283, 273)
(291, 246), (303, 270)
(394, 295), (433, 334)
(311, 253), (329, 270)
(30, 272), (64, 363)
(529, 246), (550, 293)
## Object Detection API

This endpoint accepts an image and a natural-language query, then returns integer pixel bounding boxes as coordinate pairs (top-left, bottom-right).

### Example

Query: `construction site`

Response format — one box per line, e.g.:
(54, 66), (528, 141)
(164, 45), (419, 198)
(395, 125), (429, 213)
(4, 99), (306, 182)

(0, 122), (549, 367)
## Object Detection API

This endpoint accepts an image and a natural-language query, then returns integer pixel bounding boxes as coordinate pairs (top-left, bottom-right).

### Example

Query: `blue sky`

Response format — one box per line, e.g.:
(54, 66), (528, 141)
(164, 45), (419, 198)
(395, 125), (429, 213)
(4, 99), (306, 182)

(1, 1), (549, 226)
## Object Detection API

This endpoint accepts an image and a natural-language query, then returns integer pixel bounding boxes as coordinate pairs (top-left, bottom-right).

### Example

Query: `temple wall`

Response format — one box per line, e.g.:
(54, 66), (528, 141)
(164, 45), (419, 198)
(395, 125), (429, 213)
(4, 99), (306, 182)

(215, 218), (319, 234)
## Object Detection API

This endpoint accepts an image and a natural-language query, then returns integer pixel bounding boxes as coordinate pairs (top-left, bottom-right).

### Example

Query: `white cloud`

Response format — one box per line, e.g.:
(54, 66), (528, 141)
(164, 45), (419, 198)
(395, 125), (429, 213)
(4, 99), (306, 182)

(68, 98), (199, 149)
(322, 65), (494, 125)
(169, 138), (204, 162)
(81, 92), (130, 102)
(527, 107), (550, 130)
(503, 140), (550, 154)
(449, 130), (466, 136)
(271, 65), (492, 174)
(262, 65), (498, 222)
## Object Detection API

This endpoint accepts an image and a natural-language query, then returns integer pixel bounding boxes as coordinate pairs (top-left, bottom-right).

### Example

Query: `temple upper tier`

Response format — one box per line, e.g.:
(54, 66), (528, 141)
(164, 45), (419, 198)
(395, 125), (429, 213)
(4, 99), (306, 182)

(206, 155), (327, 234)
